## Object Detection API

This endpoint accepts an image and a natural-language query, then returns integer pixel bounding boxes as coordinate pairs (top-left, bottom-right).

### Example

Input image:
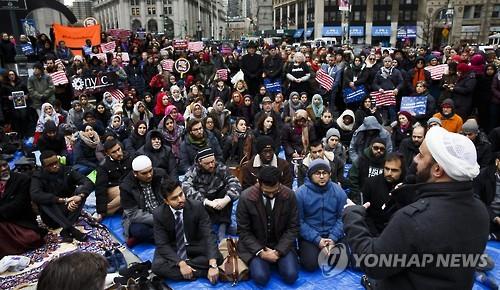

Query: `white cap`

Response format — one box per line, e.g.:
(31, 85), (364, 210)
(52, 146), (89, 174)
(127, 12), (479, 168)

(132, 155), (152, 172)
(424, 126), (479, 181)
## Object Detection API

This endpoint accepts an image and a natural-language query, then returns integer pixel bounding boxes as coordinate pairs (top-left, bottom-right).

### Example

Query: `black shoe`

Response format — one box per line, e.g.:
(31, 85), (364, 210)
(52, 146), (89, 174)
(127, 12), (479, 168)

(69, 227), (88, 242)
(60, 228), (73, 243)
(150, 276), (172, 290)
(113, 249), (127, 272)
(104, 250), (117, 273)
(118, 261), (151, 279)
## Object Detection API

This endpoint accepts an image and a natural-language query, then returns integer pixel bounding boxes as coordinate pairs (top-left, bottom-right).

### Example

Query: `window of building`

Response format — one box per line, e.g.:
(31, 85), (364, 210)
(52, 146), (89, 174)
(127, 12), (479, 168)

(463, 5), (473, 19)
(473, 5), (482, 18)
(131, 7), (140, 16)
(131, 0), (138, 6)
(353, 11), (360, 21)
(148, 7), (156, 15)
(493, 5), (500, 18)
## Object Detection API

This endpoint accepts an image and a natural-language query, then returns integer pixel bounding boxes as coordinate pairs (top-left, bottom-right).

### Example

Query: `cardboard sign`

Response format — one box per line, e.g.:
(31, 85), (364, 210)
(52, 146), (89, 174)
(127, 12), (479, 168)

(53, 24), (101, 56)
(12, 91), (26, 109)
(173, 40), (188, 50)
(174, 58), (191, 75)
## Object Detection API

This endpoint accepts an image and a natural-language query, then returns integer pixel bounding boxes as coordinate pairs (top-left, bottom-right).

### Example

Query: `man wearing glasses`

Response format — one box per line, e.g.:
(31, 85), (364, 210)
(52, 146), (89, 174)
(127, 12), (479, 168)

(347, 138), (387, 204)
(237, 166), (299, 286)
(295, 159), (347, 271)
(179, 119), (222, 174)
(30, 150), (94, 243)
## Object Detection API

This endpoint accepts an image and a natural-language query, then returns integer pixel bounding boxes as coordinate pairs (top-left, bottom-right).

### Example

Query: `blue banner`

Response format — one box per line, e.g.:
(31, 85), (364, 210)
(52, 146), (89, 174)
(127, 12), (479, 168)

(400, 96), (427, 116)
(372, 26), (391, 37)
(323, 26), (342, 37)
(263, 78), (282, 93)
(350, 26), (365, 36)
(305, 27), (314, 38)
(293, 29), (304, 38)
(397, 26), (417, 38)
(343, 85), (366, 104)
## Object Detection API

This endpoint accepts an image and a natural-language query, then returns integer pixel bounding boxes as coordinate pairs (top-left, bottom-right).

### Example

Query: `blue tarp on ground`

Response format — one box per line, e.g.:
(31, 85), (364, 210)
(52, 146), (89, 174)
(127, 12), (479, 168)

(102, 215), (500, 289)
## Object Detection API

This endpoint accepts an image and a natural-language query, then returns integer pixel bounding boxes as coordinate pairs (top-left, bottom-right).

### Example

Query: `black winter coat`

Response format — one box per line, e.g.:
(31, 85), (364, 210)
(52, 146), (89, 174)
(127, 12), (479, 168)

(343, 181), (489, 290)
(452, 72), (477, 119)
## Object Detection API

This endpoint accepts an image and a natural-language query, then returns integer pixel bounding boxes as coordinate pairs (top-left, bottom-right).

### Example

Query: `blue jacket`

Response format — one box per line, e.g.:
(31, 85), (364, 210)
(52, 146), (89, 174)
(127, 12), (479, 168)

(296, 178), (347, 244)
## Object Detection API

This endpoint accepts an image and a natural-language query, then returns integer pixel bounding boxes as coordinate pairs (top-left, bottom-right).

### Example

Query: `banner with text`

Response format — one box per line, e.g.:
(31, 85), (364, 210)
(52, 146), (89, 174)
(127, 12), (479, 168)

(53, 24), (101, 56)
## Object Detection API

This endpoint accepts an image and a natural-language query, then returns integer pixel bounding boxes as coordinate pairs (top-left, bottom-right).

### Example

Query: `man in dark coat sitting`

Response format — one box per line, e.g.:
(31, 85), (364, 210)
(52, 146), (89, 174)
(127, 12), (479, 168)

(237, 166), (299, 286)
(151, 178), (223, 283)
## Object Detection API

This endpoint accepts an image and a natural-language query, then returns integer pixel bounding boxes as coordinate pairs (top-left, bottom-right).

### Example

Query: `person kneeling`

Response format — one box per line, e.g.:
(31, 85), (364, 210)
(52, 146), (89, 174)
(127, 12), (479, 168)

(296, 159), (347, 271)
(152, 179), (223, 283)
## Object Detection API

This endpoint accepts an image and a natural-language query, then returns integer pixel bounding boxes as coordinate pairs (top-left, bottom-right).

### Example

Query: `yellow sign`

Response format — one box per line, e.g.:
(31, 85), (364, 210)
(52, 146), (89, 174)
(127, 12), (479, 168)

(442, 28), (449, 38)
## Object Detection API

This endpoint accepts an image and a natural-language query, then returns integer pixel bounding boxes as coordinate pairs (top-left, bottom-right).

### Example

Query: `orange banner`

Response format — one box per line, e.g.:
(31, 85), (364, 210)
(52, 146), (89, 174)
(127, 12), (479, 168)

(53, 24), (101, 56)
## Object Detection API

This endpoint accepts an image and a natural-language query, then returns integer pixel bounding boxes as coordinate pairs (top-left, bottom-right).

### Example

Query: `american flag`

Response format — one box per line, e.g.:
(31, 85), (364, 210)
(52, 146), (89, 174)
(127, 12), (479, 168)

(370, 90), (396, 107)
(316, 68), (334, 91)
(100, 41), (116, 53)
(107, 88), (126, 101)
(188, 41), (204, 52)
(54, 59), (63, 68)
(50, 71), (69, 86)
(216, 69), (228, 81)
(161, 59), (174, 72)
(425, 64), (447, 80)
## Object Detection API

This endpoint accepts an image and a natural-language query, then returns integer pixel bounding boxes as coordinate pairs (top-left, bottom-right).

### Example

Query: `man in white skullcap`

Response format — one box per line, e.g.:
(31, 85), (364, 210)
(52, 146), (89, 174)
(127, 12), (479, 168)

(119, 155), (168, 246)
(343, 126), (489, 289)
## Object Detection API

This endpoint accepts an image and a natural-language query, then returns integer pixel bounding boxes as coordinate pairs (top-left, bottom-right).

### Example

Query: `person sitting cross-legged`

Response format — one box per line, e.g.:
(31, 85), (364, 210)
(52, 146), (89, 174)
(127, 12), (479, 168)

(30, 150), (94, 242)
(152, 178), (223, 283)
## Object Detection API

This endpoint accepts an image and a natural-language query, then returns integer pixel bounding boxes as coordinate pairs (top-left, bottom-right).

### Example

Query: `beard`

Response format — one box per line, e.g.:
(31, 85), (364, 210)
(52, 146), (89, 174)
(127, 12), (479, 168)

(416, 163), (433, 183)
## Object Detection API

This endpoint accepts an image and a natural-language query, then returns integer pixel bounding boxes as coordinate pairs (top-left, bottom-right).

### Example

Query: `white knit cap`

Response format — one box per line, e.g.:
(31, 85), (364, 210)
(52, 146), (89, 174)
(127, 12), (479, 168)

(424, 126), (479, 181)
(132, 155), (152, 171)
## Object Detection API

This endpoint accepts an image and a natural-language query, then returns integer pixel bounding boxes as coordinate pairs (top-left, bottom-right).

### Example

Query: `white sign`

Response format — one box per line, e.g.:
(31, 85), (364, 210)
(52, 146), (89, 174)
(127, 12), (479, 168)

(461, 26), (480, 33)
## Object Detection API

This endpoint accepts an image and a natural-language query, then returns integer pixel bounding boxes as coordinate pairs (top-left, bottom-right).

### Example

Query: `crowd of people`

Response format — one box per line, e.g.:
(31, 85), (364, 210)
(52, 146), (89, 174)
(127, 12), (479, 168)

(1, 28), (500, 288)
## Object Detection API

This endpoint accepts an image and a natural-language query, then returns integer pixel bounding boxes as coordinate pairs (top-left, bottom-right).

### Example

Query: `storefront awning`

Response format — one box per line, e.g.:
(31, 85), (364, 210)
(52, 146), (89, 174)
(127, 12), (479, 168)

(293, 28), (304, 38)
(372, 26), (391, 37)
(305, 27), (314, 38)
(323, 26), (342, 37)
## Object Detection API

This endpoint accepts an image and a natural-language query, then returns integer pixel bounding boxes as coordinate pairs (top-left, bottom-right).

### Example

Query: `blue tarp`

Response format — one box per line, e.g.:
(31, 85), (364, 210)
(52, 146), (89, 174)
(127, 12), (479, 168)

(102, 215), (500, 290)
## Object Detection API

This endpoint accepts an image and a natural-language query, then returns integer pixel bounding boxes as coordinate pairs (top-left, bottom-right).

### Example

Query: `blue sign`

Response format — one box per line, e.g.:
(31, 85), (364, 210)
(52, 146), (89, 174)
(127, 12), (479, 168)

(323, 26), (342, 37)
(350, 26), (365, 36)
(293, 28), (304, 38)
(305, 27), (314, 38)
(397, 26), (417, 38)
(20, 19), (36, 37)
(372, 26), (392, 37)
(400, 96), (427, 116)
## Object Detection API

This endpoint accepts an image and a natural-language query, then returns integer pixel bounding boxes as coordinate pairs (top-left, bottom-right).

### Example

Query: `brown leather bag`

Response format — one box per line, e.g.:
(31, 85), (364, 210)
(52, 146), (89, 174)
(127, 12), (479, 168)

(228, 154), (248, 184)
(218, 238), (249, 285)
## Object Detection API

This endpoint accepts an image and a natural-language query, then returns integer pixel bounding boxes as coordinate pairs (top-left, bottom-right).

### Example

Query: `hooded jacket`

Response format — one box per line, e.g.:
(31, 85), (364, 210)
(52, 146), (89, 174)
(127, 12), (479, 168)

(432, 98), (463, 133)
(335, 109), (356, 148)
(296, 177), (347, 243)
(136, 130), (177, 181)
(347, 147), (386, 204)
(349, 116), (393, 164)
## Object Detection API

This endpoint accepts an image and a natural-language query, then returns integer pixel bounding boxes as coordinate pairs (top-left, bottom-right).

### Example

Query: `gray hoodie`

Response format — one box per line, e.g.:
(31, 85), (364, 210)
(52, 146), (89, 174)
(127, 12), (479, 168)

(349, 116), (393, 164)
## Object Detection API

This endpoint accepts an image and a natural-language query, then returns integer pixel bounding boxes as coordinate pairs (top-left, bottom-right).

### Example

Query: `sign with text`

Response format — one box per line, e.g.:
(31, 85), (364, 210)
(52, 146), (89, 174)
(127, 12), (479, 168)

(53, 24), (101, 56)
(400, 96), (427, 116)
(71, 72), (117, 96)
(0, 0), (27, 10)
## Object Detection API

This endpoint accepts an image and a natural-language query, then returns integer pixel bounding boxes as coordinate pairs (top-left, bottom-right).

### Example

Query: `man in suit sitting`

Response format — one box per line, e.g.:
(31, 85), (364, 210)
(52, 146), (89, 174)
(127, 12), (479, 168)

(151, 178), (223, 284)
(237, 166), (299, 286)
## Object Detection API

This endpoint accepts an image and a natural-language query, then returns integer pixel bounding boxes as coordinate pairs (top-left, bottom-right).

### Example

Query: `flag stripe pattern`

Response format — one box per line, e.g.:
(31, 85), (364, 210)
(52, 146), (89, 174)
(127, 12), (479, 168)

(370, 90), (396, 107)
(188, 41), (204, 52)
(216, 69), (228, 81)
(161, 59), (174, 72)
(316, 69), (334, 91)
(108, 88), (125, 101)
(54, 59), (63, 68)
(50, 71), (69, 85)
(100, 41), (116, 53)
(424, 64), (447, 80)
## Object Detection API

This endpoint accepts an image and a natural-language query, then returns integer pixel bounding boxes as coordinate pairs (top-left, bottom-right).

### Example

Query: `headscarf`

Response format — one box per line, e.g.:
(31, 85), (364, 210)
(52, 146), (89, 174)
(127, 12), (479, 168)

(79, 126), (100, 149)
(154, 91), (169, 115)
(36, 103), (60, 133)
(164, 104), (185, 123)
(310, 94), (324, 118)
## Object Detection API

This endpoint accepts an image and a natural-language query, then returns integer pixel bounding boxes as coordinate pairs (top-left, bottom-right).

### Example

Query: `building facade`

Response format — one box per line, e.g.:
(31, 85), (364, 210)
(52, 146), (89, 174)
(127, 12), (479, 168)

(72, 0), (93, 20)
(273, 0), (500, 48)
(425, 0), (500, 47)
(92, 0), (227, 39)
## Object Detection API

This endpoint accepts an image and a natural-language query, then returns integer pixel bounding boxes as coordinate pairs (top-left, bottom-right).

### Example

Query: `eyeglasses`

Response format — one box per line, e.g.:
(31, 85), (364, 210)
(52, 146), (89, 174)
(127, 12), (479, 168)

(372, 145), (386, 152)
(313, 170), (330, 177)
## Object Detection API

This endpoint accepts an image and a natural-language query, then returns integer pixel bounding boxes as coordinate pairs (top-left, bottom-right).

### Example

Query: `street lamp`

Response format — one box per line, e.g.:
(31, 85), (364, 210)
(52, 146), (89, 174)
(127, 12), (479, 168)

(445, 1), (454, 46)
